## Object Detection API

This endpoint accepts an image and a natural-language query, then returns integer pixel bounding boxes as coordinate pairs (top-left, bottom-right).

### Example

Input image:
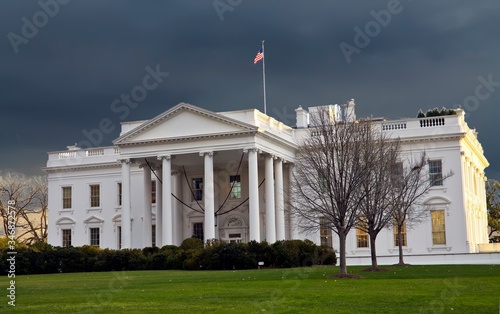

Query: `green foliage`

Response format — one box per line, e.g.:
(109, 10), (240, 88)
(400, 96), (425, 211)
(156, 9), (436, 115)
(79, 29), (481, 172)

(486, 179), (500, 241)
(418, 107), (457, 117)
(180, 237), (204, 250)
(0, 239), (335, 275)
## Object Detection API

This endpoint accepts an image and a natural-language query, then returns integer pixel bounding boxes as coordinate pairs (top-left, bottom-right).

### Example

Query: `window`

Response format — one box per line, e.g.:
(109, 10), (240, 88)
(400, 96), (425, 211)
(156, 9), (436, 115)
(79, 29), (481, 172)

(193, 222), (204, 242)
(117, 183), (122, 206)
(356, 218), (369, 248)
(151, 180), (156, 204)
(90, 184), (100, 207)
(152, 224), (156, 247)
(62, 229), (71, 247)
(229, 175), (241, 199)
(90, 227), (100, 247)
(431, 210), (446, 245)
(320, 217), (332, 247)
(228, 233), (242, 243)
(62, 187), (72, 209)
(318, 169), (327, 192)
(429, 160), (443, 186)
(192, 178), (203, 201)
(393, 220), (407, 247)
(117, 226), (122, 249)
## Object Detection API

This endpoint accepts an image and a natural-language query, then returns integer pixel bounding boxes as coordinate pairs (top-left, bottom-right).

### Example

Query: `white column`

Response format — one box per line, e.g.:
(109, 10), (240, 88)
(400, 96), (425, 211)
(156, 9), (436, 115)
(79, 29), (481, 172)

(288, 163), (299, 239)
(247, 148), (260, 242)
(265, 154), (276, 243)
(160, 155), (173, 245)
(120, 159), (132, 249)
(275, 158), (285, 241)
(201, 152), (215, 242)
(142, 165), (152, 247)
(173, 171), (183, 245)
(156, 167), (163, 248)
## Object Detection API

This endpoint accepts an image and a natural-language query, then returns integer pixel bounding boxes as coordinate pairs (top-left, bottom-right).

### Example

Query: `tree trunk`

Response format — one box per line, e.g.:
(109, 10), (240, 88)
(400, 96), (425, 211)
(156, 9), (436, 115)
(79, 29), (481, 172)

(338, 231), (348, 275)
(369, 233), (378, 269)
(398, 225), (405, 265)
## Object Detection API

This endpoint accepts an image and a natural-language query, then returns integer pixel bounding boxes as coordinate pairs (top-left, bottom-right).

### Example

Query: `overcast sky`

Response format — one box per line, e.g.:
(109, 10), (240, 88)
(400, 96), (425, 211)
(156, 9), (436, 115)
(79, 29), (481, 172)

(1, 0), (499, 181)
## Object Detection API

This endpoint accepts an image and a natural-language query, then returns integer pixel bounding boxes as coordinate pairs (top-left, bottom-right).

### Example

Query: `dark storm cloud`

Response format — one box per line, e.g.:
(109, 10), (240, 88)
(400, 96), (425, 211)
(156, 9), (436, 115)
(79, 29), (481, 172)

(0, 0), (499, 180)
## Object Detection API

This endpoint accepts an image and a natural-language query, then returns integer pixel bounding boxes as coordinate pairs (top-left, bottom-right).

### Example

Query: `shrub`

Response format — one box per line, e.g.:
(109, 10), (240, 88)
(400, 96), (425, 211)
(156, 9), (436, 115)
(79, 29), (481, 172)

(180, 238), (203, 250)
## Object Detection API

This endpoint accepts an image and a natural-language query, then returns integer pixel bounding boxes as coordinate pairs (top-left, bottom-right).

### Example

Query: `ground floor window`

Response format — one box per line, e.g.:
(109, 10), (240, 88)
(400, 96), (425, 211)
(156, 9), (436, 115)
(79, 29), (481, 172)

(356, 218), (369, 248)
(431, 210), (446, 245)
(90, 227), (100, 247)
(319, 217), (332, 247)
(193, 222), (204, 242)
(228, 233), (241, 243)
(62, 229), (71, 247)
(393, 220), (407, 247)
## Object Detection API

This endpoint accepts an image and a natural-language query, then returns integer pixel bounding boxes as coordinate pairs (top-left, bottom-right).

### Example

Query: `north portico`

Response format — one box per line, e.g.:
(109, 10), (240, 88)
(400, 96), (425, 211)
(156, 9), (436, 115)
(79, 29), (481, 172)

(112, 103), (296, 248)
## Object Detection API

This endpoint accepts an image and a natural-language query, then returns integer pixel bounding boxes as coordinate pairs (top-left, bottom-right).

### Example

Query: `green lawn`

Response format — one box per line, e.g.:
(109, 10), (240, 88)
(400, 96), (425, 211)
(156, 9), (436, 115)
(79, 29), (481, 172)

(3, 265), (500, 313)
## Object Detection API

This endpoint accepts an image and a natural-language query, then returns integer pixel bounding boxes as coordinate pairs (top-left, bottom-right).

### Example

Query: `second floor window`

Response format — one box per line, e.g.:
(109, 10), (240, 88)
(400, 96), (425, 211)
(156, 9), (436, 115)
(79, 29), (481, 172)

(62, 186), (72, 209)
(192, 178), (203, 201)
(152, 180), (156, 204)
(90, 184), (100, 207)
(429, 160), (443, 186)
(229, 175), (241, 199)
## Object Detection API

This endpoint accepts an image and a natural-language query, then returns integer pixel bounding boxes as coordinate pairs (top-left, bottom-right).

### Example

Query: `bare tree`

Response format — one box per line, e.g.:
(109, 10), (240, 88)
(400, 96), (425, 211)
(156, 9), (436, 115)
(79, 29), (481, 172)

(0, 173), (48, 244)
(390, 153), (453, 265)
(356, 130), (402, 269)
(291, 107), (374, 276)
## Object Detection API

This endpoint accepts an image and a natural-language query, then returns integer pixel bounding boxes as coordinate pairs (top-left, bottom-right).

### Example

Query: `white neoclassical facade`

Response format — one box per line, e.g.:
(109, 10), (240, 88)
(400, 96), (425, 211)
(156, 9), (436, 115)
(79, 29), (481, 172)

(45, 102), (493, 262)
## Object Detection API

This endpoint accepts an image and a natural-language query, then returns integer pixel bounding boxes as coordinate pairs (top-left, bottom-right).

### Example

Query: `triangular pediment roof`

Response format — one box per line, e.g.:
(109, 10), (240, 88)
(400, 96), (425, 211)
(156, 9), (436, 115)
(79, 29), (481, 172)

(113, 103), (258, 145)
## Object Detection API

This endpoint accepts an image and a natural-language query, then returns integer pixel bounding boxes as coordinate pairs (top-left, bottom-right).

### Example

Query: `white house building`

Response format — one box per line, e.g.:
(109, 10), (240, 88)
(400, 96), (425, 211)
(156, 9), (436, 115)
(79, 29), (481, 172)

(45, 102), (495, 263)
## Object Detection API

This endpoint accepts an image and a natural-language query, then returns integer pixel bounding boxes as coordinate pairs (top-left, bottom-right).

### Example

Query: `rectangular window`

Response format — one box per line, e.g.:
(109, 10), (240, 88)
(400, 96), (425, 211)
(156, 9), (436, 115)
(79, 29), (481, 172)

(62, 186), (72, 209)
(62, 229), (71, 247)
(192, 178), (203, 201)
(393, 220), (407, 247)
(318, 169), (327, 192)
(90, 184), (100, 207)
(117, 183), (122, 206)
(229, 175), (241, 199)
(193, 222), (204, 242)
(429, 160), (443, 186)
(117, 226), (122, 250)
(356, 218), (369, 248)
(90, 227), (100, 247)
(152, 224), (156, 247)
(431, 210), (446, 245)
(151, 180), (156, 204)
(228, 233), (242, 243)
(320, 217), (332, 247)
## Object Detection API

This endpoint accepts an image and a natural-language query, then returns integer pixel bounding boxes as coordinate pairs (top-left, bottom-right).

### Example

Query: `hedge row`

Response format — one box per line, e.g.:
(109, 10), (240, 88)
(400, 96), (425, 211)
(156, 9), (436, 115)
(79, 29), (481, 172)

(1, 239), (336, 275)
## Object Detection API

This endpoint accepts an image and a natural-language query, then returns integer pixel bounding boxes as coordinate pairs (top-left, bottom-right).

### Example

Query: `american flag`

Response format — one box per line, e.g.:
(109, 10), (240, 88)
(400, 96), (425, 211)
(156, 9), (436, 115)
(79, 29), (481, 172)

(254, 47), (263, 64)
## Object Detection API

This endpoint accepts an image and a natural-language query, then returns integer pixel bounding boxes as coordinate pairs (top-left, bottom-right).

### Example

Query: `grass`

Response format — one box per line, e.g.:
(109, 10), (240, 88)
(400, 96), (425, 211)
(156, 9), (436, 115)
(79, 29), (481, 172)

(3, 264), (500, 313)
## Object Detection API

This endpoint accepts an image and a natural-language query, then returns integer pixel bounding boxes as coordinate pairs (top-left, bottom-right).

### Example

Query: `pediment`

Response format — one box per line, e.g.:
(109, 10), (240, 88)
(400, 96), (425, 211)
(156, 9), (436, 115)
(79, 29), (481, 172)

(56, 217), (76, 225)
(114, 103), (257, 145)
(83, 215), (104, 224)
(424, 196), (451, 205)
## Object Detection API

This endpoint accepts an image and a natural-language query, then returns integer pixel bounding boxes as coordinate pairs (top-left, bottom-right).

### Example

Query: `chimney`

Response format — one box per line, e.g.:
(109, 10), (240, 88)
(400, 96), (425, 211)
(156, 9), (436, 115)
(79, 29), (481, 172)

(295, 105), (308, 128)
(345, 99), (356, 123)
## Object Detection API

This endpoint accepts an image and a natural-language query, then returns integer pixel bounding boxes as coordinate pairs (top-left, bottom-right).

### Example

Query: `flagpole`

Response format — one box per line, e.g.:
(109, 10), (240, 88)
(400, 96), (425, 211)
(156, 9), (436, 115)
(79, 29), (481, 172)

(261, 40), (267, 115)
